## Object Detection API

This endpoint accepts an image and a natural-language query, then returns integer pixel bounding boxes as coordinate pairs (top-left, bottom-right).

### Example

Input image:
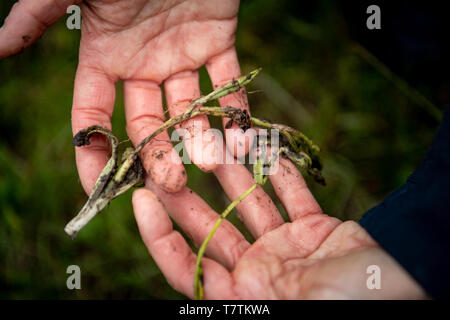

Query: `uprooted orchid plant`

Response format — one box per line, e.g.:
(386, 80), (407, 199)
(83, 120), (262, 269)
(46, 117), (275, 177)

(65, 68), (325, 299)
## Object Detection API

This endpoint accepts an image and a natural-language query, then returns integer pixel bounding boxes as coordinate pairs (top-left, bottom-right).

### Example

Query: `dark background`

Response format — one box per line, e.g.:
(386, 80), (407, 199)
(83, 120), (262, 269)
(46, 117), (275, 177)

(0, 0), (448, 298)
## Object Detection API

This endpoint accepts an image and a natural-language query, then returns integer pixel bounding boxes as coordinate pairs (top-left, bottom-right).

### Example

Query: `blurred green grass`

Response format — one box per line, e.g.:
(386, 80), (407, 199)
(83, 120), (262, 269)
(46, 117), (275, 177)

(0, 0), (441, 299)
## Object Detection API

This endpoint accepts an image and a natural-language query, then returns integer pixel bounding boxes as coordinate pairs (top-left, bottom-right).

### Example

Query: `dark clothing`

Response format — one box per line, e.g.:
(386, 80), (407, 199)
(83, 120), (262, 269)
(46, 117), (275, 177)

(359, 106), (450, 299)
(338, 0), (450, 299)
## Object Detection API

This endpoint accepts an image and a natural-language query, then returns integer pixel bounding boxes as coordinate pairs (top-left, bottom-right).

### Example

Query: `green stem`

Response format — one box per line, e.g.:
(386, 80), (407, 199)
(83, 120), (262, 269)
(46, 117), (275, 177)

(114, 68), (261, 183)
(194, 183), (258, 300)
(185, 68), (261, 116)
(251, 117), (319, 154)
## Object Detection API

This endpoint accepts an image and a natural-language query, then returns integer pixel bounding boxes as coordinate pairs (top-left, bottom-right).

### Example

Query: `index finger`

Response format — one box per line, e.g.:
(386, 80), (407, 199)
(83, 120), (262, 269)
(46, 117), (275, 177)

(132, 188), (237, 299)
(71, 64), (116, 194)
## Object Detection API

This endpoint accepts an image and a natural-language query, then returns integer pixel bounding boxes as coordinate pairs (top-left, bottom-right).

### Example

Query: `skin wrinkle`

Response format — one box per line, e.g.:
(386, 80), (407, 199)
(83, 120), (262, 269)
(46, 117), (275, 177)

(133, 20), (233, 81)
(205, 44), (241, 80)
(73, 94), (112, 116)
(82, 0), (148, 32)
(224, 236), (249, 270)
(72, 106), (113, 122)
(261, 218), (278, 236)
(76, 62), (119, 84)
(306, 221), (376, 260)
(127, 114), (170, 142)
(175, 21), (236, 75)
(265, 256), (285, 299)
(267, 265), (281, 299)
(203, 223), (245, 270)
(123, 79), (161, 92)
(80, 23), (149, 77)
(191, 211), (218, 248)
(77, 4), (239, 83)
(127, 114), (166, 134)
(273, 243), (358, 299)
(236, 255), (280, 299)
(306, 233), (340, 260)
(274, 261), (308, 299)
(179, 23), (202, 68)
(158, 2), (172, 43)
(303, 214), (327, 232)
(286, 220), (311, 256)
(72, 117), (110, 134)
(144, 223), (174, 251)
(82, 5), (236, 77)
(136, 0), (189, 30)
(202, 260), (233, 300)
(167, 239), (197, 291)
(24, 6), (52, 29)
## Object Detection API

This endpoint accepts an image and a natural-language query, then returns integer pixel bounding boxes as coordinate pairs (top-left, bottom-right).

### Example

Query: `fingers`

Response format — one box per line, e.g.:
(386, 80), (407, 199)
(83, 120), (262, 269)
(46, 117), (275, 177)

(0, 0), (81, 59)
(164, 70), (219, 172)
(124, 79), (186, 193)
(145, 178), (250, 270)
(206, 47), (255, 158)
(132, 188), (236, 299)
(236, 153), (338, 262)
(269, 156), (323, 221)
(71, 65), (116, 195)
(213, 147), (284, 239)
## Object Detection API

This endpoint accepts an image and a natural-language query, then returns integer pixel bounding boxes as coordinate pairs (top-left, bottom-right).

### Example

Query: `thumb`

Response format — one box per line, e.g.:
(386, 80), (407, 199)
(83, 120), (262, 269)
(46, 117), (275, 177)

(0, 0), (82, 59)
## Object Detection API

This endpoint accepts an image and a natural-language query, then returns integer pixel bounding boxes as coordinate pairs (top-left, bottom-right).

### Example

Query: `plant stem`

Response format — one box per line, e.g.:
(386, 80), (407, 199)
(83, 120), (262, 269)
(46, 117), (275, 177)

(184, 68), (261, 116)
(114, 68), (261, 183)
(194, 183), (258, 300)
(67, 68), (324, 239)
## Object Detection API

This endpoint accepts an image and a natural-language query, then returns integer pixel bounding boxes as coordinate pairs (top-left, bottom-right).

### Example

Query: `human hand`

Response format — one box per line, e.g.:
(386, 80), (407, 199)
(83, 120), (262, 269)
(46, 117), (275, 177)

(0, 0), (249, 194)
(132, 154), (426, 299)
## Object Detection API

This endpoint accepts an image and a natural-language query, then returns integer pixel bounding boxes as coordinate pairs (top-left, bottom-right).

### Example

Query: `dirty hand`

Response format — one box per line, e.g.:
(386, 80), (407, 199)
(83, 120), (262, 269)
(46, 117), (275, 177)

(0, 0), (249, 194)
(132, 155), (425, 299)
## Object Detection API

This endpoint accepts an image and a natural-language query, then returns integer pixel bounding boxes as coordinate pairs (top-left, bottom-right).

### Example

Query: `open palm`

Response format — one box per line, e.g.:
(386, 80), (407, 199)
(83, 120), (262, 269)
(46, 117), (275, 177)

(0, 0), (249, 194)
(133, 154), (425, 299)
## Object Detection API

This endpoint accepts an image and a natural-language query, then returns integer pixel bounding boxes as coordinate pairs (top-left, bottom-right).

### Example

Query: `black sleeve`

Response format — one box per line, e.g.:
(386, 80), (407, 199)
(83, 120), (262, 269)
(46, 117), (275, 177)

(359, 106), (450, 299)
